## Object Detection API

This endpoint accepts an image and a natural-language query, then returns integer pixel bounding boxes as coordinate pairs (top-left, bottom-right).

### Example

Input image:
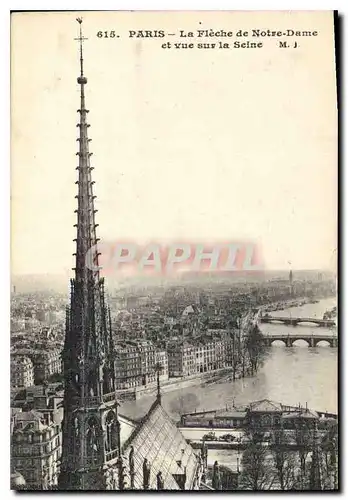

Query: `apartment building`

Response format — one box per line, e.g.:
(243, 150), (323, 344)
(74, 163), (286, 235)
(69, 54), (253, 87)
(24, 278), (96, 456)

(11, 410), (61, 489)
(11, 355), (35, 389)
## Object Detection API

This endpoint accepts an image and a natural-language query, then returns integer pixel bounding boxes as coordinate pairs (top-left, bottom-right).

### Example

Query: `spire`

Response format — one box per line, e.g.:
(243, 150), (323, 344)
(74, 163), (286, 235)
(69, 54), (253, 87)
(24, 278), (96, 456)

(74, 17), (99, 283)
(76, 18), (86, 81)
(58, 20), (119, 491)
(155, 363), (162, 403)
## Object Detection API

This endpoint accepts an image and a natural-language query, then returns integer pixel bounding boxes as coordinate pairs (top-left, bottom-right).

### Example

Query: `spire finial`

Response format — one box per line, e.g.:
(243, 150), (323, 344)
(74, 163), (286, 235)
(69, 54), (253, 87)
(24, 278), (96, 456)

(155, 363), (162, 403)
(75, 17), (88, 84)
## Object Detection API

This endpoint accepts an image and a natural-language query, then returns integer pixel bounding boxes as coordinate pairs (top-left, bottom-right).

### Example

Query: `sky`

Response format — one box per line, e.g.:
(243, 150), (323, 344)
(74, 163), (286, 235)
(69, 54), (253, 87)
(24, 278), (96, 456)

(11, 11), (337, 276)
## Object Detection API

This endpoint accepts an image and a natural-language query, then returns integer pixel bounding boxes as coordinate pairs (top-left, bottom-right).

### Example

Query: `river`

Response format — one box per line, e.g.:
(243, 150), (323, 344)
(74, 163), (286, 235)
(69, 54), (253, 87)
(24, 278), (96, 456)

(120, 297), (338, 426)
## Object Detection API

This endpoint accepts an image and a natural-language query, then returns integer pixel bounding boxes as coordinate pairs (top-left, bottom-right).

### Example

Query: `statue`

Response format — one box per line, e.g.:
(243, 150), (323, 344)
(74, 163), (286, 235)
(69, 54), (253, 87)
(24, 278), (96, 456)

(129, 446), (135, 473)
(143, 458), (151, 490)
(156, 471), (164, 490)
(212, 461), (221, 490)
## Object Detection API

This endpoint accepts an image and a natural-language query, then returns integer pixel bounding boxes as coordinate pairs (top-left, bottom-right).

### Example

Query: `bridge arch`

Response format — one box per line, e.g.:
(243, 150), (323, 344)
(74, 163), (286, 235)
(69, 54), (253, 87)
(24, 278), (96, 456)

(290, 339), (310, 347)
(314, 339), (332, 348)
(270, 340), (287, 347)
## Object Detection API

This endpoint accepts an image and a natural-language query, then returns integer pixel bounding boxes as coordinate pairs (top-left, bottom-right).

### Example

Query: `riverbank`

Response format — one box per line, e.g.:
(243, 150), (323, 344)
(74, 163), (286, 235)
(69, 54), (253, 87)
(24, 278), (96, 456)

(116, 365), (250, 401)
(120, 298), (337, 421)
(261, 296), (324, 314)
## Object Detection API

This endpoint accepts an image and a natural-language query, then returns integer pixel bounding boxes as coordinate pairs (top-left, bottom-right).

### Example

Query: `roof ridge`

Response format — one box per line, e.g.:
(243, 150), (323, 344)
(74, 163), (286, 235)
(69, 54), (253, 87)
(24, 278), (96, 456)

(121, 399), (161, 453)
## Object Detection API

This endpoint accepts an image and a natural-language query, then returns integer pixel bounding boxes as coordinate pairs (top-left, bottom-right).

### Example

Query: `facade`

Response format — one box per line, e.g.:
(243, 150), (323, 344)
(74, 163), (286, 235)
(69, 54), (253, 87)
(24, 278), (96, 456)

(11, 410), (61, 489)
(11, 355), (34, 388)
(180, 408), (247, 428)
(115, 341), (142, 389)
(155, 350), (169, 382)
(11, 348), (62, 384)
(137, 340), (157, 385)
(31, 349), (62, 383)
(180, 399), (337, 432)
(167, 342), (197, 378)
(168, 336), (238, 378)
(114, 340), (162, 389)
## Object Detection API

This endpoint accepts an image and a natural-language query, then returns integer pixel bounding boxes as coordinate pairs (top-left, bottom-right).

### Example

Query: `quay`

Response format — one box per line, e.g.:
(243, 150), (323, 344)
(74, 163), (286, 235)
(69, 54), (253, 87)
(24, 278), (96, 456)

(188, 439), (333, 452)
(116, 366), (239, 402)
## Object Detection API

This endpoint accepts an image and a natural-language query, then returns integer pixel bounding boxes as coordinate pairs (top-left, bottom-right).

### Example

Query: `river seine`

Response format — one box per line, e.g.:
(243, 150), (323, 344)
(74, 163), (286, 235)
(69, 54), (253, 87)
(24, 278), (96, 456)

(120, 297), (338, 424)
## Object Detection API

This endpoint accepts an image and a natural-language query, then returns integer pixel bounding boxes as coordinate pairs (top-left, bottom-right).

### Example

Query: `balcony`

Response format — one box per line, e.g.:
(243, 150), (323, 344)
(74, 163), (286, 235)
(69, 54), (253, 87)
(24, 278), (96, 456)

(105, 449), (119, 462)
(78, 392), (117, 408)
(102, 392), (117, 404)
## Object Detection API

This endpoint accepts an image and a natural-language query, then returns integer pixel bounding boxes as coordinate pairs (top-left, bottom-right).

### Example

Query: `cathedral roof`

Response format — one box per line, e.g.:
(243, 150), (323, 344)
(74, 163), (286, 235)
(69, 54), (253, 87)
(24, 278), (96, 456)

(122, 400), (200, 490)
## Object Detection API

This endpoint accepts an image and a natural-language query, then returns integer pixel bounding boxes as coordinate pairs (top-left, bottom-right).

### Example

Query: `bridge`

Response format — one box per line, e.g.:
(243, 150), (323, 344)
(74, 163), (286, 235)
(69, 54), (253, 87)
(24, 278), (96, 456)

(261, 332), (338, 348)
(260, 315), (335, 328)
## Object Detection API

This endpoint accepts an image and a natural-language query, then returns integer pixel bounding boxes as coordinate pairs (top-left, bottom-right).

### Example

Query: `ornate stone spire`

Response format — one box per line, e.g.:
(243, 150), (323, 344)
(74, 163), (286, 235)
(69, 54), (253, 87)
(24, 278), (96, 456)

(58, 19), (119, 491)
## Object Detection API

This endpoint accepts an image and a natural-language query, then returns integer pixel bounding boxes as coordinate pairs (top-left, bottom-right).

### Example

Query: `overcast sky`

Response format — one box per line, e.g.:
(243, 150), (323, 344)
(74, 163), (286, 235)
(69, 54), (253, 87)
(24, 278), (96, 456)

(11, 11), (337, 276)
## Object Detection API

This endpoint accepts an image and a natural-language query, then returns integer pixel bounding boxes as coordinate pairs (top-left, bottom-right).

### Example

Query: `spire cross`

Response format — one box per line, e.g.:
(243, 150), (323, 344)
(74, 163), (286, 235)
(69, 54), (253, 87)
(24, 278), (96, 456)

(75, 18), (88, 77)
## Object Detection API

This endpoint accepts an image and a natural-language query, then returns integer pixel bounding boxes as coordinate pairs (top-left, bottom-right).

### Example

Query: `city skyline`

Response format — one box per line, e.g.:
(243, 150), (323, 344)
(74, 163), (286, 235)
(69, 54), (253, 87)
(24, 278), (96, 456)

(11, 11), (337, 276)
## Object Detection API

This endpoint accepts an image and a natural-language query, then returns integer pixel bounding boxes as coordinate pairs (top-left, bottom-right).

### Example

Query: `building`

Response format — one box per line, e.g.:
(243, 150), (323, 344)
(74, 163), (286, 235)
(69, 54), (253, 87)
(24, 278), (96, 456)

(136, 340), (157, 385)
(31, 349), (62, 383)
(115, 341), (142, 389)
(168, 336), (236, 378)
(155, 350), (169, 382)
(114, 340), (160, 390)
(11, 355), (34, 388)
(12, 348), (62, 384)
(11, 410), (61, 489)
(180, 399), (338, 432)
(167, 341), (197, 378)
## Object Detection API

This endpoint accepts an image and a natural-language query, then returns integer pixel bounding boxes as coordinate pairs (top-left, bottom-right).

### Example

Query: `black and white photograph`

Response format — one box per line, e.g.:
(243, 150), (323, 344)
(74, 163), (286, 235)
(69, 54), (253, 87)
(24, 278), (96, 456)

(10, 10), (338, 491)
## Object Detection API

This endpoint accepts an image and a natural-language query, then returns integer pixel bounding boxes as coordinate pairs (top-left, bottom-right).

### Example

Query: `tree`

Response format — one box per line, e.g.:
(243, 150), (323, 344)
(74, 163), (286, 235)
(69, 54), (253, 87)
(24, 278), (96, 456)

(293, 420), (314, 489)
(270, 428), (298, 490)
(244, 325), (267, 374)
(240, 430), (275, 490)
(319, 421), (338, 490)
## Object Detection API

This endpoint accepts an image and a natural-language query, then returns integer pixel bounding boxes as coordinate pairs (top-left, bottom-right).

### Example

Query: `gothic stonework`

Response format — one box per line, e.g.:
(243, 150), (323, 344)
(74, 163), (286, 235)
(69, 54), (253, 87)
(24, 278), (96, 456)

(58, 19), (120, 491)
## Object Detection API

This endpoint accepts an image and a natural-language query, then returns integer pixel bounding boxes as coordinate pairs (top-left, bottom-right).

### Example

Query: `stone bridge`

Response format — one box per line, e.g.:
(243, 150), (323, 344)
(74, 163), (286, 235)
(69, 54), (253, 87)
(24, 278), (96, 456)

(260, 315), (335, 328)
(262, 333), (338, 348)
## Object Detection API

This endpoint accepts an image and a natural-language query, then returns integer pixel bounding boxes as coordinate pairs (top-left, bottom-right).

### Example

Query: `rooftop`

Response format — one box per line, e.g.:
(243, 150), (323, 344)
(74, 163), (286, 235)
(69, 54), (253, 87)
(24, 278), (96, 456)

(122, 399), (200, 490)
(248, 399), (283, 413)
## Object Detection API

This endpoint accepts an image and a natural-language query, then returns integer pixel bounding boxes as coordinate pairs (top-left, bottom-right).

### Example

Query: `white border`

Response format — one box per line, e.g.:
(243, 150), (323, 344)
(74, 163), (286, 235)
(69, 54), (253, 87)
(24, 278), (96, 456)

(3, 2), (345, 499)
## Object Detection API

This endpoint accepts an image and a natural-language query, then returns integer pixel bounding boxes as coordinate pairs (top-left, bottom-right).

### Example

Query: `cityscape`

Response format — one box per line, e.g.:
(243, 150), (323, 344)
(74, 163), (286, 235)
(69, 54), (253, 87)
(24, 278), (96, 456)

(10, 16), (338, 492)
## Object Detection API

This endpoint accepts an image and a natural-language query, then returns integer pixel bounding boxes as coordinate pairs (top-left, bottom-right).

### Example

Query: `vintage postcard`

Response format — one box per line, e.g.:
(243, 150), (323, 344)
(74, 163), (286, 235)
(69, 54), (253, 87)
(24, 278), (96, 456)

(10, 11), (338, 491)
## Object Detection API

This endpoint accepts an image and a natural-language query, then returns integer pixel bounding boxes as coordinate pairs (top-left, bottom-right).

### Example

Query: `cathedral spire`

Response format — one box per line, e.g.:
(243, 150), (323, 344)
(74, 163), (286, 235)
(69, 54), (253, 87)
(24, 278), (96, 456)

(58, 20), (120, 491)
(73, 17), (100, 284)
(76, 18), (86, 79)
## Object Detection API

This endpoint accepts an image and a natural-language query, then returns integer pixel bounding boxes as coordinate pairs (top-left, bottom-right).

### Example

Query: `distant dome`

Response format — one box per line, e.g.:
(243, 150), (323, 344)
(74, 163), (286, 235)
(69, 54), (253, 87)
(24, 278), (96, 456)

(11, 471), (26, 489)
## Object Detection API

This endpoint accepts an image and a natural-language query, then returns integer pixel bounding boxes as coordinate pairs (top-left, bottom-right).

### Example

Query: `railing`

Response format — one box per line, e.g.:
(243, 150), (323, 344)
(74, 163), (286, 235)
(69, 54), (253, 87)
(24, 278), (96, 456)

(103, 392), (117, 403)
(80, 396), (102, 407)
(78, 392), (117, 407)
(105, 449), (119, 461)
